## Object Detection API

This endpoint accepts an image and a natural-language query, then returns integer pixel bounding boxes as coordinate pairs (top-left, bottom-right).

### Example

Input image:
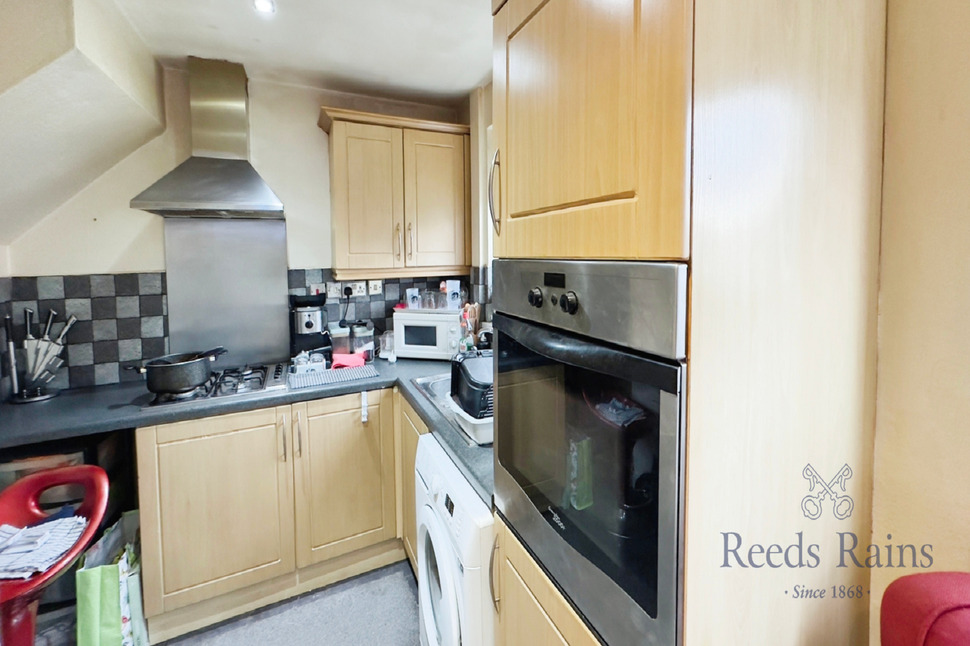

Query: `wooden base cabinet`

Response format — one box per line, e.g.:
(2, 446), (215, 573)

(397, 392), (430, 574)
(320, 107), (471, 280)
(492, 515), (599, 646)
(136, 389), (397, 640)
(292, 391), (396, 568)
(136, 407), (295, 617)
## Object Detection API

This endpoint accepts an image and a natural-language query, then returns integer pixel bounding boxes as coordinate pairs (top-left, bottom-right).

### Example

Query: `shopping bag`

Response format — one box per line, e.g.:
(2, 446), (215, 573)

(75, 511), (148, 646)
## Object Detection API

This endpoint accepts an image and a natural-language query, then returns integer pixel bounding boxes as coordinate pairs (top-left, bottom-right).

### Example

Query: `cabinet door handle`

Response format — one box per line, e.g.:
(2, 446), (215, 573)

(488, 532), (501, 613)
(487, 148), (501, 235)
(280, 413), (287, 462)
(407, 223), (414, 260)
(395, 223), (403, 260)
(296, 411), (303, 457)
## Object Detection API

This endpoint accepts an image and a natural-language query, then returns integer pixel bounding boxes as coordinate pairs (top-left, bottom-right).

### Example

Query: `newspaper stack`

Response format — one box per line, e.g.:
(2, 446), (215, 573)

(0, 516), (87, 579)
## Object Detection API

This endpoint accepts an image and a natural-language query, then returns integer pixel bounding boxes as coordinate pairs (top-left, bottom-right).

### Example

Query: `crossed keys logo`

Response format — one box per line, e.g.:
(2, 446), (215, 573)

(801, 463), (854, 520)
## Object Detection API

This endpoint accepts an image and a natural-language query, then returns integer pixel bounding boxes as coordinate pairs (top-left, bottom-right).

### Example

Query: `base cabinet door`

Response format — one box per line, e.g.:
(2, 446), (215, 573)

(493, 515), (599, 646)
(398, 393), (430, 573)
(293, 390), (396, 568)
(136, 407), (295, 617)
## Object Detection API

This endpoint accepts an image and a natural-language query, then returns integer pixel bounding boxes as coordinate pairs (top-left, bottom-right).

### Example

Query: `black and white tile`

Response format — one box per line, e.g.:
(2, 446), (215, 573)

(1, 273), (168, 390)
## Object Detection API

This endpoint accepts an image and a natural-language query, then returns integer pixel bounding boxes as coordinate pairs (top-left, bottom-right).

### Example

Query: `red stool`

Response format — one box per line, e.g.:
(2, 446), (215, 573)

(882, 572), (970, 645)
(0, 465), (109, 646)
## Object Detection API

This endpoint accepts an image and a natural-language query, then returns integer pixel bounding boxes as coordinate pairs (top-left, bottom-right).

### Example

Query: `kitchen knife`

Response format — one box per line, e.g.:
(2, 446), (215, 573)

(23, 308), (37, 377)
(33, 310), (57, 378)
(5, 315), (19, 397)
(54, 315), (77, 345)
(32, 315), (76, 383)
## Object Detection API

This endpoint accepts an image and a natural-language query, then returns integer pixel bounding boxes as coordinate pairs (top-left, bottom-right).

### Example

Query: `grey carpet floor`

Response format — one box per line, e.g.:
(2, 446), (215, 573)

(163, 562), (420, 646)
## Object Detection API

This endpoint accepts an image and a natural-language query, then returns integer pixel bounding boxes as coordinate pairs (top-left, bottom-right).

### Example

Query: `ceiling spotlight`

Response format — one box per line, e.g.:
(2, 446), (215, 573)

(253, 0), (276, 15)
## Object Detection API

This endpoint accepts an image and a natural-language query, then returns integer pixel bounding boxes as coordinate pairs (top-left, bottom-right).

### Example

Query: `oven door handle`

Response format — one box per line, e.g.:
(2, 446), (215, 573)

(493, 312), (681, 394)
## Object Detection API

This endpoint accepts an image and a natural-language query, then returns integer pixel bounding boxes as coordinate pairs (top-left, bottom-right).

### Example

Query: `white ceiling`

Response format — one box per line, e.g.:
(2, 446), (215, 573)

(113, 0), (493, 105)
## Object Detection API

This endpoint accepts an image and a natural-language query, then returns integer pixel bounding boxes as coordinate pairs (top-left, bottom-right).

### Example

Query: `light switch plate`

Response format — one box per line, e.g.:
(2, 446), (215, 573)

(309, 283), (327, 296)
(368, 280), (383, 296)
(326, 282), (342, 298)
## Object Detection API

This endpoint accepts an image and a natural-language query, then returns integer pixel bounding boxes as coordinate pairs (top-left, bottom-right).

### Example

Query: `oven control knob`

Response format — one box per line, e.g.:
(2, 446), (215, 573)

(450, 340), (458, 349)
(560, 291), (579, 315)
(527, 287), (543, 307)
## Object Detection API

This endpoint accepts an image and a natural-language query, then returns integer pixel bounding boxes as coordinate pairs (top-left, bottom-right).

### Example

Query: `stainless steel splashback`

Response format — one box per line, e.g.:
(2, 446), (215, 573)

(164, 219), (289, 367)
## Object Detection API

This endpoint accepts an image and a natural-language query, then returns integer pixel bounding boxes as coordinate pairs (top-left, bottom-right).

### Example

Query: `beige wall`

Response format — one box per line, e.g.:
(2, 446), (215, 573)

(0, 0), (73, 94)
(8, 67), (188, 276)
(7, 70), (458, 276)
(685, 0), (885, 643)
(869, 1), (970, 641)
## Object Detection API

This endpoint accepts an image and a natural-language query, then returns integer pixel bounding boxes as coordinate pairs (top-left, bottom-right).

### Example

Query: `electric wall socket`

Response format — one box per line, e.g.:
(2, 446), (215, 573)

(368, 280), (383, 296)
(326, 282), (343, 298)
(348, 281), (367, 297)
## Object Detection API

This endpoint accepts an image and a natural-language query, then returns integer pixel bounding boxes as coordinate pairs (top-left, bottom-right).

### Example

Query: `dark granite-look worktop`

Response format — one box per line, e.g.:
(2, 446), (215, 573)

(0, 359), (493, 503)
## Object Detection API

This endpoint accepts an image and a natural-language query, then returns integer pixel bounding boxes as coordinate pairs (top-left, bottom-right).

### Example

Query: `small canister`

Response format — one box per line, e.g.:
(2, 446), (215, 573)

(351, 322), (375, 362)
(326, 322), (352, 354)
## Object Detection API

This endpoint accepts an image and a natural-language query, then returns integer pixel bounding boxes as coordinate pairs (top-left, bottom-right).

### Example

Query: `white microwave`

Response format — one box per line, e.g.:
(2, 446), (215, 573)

(393, 309), (462, 360)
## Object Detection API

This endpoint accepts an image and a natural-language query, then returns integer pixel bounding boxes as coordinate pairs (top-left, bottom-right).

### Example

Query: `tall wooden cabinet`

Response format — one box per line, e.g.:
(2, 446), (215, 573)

(491, 0), (692, 260)
(320, 107), (472, 280)
(492, 515), (599, 645)
(491, 0), (886, 642)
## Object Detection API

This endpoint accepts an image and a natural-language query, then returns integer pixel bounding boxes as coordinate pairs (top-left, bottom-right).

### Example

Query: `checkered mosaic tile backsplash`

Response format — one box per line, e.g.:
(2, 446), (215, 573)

(0, 273), (169, 390)
(1, 269), (465, 393)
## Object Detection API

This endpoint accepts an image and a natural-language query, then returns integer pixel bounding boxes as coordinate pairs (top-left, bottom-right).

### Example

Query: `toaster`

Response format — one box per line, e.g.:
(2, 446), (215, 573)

(450, 350), (493, 419)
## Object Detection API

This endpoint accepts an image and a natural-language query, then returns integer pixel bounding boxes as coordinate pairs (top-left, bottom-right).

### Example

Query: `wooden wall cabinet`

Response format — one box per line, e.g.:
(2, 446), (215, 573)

(320, 107), (472, 280)
(491, 0), (692, 260)
(492, 515), (599, 646)
(397, 393), (430, 574)
(136, 389), (397, 635)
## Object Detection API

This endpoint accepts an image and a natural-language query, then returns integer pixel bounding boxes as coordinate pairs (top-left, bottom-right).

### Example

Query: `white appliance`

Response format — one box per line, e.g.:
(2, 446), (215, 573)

(393, 309), (462, 360)
(416, 434), (494, 646)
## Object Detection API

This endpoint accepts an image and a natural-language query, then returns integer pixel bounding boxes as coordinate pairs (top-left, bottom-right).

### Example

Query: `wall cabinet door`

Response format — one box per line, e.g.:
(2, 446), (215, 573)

(322, 107), (471, 279)
(493, 515), (599, 646)
(136, 407), (295, 617)
(292, 390), (396, 568)
(398, 394), (430, 573)
(492, 0), (692, 260)
(330, 121), (405, 270)
(403, 129), (469, 268)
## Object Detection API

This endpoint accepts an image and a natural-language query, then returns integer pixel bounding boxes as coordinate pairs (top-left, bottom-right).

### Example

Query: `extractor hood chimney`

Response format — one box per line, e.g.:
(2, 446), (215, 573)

(130, 57), (283, 219)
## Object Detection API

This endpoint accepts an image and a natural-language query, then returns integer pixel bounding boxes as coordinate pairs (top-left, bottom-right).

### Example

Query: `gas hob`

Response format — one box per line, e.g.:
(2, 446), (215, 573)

(146, 363), (288, 407)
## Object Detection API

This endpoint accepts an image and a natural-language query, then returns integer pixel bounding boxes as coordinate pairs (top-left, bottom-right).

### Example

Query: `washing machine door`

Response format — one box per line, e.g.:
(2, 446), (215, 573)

(417, 503), (461, 646)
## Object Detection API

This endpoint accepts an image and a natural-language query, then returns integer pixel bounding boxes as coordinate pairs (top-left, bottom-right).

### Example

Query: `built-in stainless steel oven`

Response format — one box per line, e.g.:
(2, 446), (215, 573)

(492, 259), (687, 646)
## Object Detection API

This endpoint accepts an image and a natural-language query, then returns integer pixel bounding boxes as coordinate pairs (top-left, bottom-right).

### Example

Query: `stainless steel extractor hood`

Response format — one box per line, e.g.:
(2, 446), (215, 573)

(130, 57), (283, 219)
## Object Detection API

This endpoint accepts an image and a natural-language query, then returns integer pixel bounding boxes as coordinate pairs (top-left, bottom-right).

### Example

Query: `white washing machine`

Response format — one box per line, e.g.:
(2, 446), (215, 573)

(416, 434), (494, 646)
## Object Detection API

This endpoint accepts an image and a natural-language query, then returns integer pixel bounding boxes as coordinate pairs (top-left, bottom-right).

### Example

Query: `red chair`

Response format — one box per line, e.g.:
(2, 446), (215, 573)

(882, 572), (970, 645)
(0, 465), (109, 646)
